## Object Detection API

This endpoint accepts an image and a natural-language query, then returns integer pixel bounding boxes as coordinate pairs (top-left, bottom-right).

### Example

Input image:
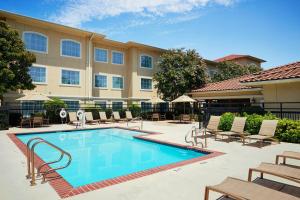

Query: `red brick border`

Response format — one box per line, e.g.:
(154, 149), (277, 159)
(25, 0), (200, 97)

(8, 127), (224, 198)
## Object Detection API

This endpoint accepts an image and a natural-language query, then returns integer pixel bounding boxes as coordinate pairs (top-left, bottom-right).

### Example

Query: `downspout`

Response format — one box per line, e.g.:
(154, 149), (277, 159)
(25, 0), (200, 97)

(87, 33), (94, 101)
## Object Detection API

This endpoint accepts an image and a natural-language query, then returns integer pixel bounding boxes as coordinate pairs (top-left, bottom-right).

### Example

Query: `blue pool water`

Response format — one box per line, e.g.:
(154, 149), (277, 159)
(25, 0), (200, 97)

(17, 128), (206, 187)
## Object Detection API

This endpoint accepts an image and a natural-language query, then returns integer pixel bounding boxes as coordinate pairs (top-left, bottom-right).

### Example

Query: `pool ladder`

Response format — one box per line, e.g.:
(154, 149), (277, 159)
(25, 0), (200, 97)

(185, 126), (207, 148)
(26, 137), (72, 186)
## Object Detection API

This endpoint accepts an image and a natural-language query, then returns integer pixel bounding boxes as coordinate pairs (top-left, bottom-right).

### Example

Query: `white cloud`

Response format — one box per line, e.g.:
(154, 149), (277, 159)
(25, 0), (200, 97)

(50, 0), (235, 27)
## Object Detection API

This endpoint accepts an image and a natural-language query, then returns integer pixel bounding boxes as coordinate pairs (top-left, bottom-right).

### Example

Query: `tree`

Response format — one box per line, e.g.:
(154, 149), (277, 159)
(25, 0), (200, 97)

(153, 49), (207, 100)
(211, 61), (262, 82)
(0, 20), (36, 103)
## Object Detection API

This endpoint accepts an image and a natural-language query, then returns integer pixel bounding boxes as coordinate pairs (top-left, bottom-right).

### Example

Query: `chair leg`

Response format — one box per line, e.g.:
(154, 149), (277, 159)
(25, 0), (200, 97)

(204, 187), (210, 200)
(248, 169), (253, 181)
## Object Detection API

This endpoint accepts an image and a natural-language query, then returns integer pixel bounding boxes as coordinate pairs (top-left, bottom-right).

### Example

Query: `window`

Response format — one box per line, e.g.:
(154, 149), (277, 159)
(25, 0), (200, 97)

(140, 55), (153, 68)
(141, 102), (152, 113)
(141, 78), (152, 90)
(94, 74), (107, 88)
(23, 32), (47, 53)
(61, 40), (81, 58)
(112, 102), (123, 111)
(95, 48), (108, 62)
(112, 76), (124, 89)
(29, 66), (46, 83)
(112, 51), (124, 64)
(21, 101), (44, 117)
(61, 69), (80, 85)
(95, 101), (106, 109)
(64, 101), (79, 111)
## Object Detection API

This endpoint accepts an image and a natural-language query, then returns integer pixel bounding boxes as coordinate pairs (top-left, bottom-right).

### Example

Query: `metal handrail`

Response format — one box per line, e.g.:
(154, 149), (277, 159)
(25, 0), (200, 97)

(185, 126), (197, 146)
(26, 137), (72, 186)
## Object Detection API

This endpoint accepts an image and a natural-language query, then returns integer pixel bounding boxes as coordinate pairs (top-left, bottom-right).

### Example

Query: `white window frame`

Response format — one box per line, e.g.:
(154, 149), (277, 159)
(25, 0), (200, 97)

(94, 47), (108, 63)
(22, 31), (48, 54)
(111, 50), (124, 65)
(140, 76), (153, 91)
(60, 39), (82, 59)
(60, 68), (81, 87)
(94, 73), (108, 89)
(140, 54), (153, 69)
(29, 64), (48, 85)
(112, 75), (124, 90)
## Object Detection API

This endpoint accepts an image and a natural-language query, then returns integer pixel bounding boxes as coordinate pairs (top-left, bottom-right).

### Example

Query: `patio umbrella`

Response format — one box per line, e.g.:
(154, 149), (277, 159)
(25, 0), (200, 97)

(171, 95), (196, 114)
(16, 93), (52, 101)
(147, 96), (165, 112)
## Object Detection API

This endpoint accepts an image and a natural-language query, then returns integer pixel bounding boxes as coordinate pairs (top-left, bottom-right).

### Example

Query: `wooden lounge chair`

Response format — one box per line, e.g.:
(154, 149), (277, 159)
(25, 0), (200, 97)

(245, 120), (279, 147)
(181, 114), (192, 123)
(68, 112), (81, 127)
(113, 112), (126, 122)
(152, 113), (160, 121)
(205, 116), (221, 136)
(125, 111), (142, 122)
(20, 116), (31, 128)
(276, 151), (300, 165)
(85, 112), (99, 124)
(216, 117), (247, 142)
(99, 111), (112, 123)
(204, 177), (298, 200)
(32, 116), (43, 128)
(248, 162), (300, 184)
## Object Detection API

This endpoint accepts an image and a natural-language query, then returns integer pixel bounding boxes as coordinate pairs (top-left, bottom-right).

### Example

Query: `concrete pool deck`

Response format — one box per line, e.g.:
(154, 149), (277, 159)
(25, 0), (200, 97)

(0, 121), (299, 200)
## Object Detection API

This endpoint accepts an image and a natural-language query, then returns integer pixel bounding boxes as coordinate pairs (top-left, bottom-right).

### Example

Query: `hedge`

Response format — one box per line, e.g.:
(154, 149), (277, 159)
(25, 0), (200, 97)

(218, 112), (300, 143)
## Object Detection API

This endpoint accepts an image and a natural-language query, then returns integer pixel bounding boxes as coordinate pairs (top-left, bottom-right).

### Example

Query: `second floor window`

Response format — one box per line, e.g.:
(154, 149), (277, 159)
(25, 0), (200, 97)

(112, 51), (124, 64)
(141, 78), (152, 90)
(29, 66), (46, 83)
(61, 69), (80, 85)
(23, 32), (47, 53)
(112, 76), (124, 89)
(140, 55), (153, 68)
(95, 48), (108, 62)
(61, 40), (81, 58)
(94, 74), (107, 88)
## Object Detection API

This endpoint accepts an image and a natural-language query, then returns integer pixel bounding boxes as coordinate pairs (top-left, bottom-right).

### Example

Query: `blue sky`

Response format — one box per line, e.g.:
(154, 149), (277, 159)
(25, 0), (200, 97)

(1, 0), (300, 68)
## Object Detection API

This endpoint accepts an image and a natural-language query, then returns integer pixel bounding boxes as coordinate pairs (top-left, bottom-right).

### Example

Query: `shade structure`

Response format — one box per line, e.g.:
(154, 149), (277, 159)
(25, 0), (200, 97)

(16, 93), (52, 101)
(147, 96), (165, 104)
(171, 95), (196, 103)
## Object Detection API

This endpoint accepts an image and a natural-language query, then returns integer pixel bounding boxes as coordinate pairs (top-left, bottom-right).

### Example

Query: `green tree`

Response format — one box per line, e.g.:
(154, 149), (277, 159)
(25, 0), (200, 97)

(0, 20), (36, 103)
(43, 97), (67, 123)
(211, 61), (262, 82)
(153, 49), (207, 100)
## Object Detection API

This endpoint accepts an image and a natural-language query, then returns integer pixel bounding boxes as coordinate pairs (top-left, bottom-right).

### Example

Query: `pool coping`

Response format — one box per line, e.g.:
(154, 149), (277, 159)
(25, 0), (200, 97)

(7, 127), (224, 199)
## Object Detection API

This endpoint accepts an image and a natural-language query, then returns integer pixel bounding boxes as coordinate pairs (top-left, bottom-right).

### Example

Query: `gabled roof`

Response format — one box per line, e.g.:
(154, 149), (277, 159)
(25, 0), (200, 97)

(214, 54), (266, 63)
(192, 75), (254, 93)
(241, 61), (300, 83)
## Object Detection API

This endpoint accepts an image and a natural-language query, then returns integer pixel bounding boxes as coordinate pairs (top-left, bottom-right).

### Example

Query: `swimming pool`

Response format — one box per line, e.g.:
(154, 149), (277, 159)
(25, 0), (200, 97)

(11, 128), (222, 198)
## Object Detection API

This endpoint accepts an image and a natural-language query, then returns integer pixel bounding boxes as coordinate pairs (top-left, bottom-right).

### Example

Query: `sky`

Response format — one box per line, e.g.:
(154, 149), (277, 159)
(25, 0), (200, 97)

(1, 0), (300, 69)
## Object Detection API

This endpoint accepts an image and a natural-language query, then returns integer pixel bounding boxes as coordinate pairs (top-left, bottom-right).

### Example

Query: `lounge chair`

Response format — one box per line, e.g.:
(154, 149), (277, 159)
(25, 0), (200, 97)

(99, 111), (112, 123)
(181, 114), (192, 123)
(125, 111), (142, 122)
(152, 113), (160, 121)
(113, 112), (126, 122)
(32, 116), (43, 128)
(20, 116), (31, 128)
(85, 112), (99, 124)
(205, 116), (221, 136)
(68, 112), (81, 127)
(248, 162), (300, 184)
(276, 151), (300, 165)
(245, 120), (279, 147)
(216, 117), (247, 143)
(204, 177), (298, 200)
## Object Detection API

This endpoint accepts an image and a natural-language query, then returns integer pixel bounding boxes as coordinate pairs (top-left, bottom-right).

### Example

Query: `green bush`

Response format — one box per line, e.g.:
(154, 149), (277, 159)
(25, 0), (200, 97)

(219, 112), (235, 131)
(43, 97), (67, 123)
(128, 104), (141, 118)
(276, 119), (300, 143)
(0, 110), (9, 130)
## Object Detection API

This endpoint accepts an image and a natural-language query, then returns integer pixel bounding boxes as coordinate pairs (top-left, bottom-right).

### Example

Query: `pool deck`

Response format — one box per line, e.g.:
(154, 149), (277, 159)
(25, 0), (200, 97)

(0, 121), (299, 200)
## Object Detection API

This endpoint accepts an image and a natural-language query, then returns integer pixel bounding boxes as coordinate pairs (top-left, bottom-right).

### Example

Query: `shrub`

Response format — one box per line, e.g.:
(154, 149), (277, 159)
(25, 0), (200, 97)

(0, 109), (9, 130)
(43, 97), (67, 123)
(219, 112), (235, 131)
(276, 119), (300, 143)
(128, 104), (141, 117)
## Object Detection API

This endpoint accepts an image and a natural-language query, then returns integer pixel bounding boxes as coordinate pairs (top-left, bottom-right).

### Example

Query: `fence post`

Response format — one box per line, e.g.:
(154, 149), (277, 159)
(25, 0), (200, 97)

(280, 103), (283, 119)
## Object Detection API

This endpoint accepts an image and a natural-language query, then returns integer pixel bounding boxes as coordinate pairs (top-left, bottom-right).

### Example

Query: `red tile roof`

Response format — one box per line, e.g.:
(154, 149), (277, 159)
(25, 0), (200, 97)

(192, 75), (254, 93)
(214, 54), (266, 63)
(241, 61), (300, 83)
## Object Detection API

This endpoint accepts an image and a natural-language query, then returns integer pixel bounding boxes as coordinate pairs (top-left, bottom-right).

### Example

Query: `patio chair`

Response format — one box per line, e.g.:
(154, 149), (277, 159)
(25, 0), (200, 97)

(113, 112), (126, 122)
(216, 117), (247, 142)
(245, 120), (279, 147)
(20, 116), (31, 128)
(68, 112), (81, 127)
(125, 111), (142, 122)
(204, 177), (298, 200)
(152, 113), (160, 121)
(32, 116), (43, 128)
(160, 113), (167, 120)
(99, 111), (112, 123)
(276, 151), (300, 165)
(85, 112), (99, 124)
(181, 114), (192, 123)
(205, 116), (221, 136)
(248, 162), (300, 184)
